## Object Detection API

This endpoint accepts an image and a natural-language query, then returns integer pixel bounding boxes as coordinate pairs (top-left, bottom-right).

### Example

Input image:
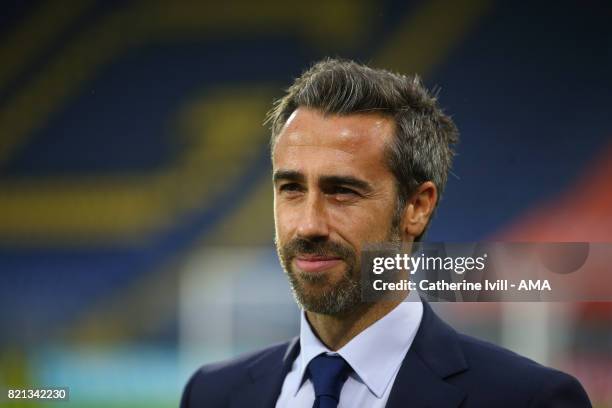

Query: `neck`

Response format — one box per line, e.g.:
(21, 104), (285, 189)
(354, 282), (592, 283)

(305, 299), (403, 351)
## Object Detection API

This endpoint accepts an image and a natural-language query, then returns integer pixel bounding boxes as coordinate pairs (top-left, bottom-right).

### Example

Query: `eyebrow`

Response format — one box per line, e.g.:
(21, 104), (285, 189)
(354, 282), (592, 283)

(273, 170), (305, 184)
(273, 170), (373, 193)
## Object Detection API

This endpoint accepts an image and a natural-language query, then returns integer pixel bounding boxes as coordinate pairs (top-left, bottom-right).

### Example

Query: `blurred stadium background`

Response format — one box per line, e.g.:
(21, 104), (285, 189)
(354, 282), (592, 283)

(0, 0), (610, 407)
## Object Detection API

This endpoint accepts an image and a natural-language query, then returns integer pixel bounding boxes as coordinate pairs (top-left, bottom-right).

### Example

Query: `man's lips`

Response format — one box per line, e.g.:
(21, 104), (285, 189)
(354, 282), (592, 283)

(293, 256), (343, 273)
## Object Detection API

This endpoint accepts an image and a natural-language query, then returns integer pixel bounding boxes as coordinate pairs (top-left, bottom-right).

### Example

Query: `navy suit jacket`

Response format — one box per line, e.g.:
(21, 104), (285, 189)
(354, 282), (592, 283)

(181, 302), (591, 407)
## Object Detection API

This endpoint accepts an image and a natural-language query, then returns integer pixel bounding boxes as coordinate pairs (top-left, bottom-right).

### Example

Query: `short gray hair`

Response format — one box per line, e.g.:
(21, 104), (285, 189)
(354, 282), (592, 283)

(266, 58), (459, 240)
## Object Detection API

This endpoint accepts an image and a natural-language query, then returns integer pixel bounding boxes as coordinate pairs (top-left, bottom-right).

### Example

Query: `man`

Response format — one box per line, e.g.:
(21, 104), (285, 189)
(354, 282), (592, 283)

(180, 59), (591, 407)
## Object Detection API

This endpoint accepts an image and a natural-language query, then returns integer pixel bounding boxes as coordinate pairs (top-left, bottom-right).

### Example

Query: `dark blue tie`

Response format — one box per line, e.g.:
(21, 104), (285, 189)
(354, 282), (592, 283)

(307, 354), (352, 408)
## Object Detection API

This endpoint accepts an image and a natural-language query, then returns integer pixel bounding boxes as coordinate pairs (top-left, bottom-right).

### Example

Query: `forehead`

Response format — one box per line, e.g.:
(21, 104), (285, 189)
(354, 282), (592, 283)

(272, 108), (395, 172)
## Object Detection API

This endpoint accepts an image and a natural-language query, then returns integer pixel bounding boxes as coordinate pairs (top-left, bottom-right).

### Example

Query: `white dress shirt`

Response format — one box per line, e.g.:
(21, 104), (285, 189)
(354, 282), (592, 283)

(275, 293), (423, 408)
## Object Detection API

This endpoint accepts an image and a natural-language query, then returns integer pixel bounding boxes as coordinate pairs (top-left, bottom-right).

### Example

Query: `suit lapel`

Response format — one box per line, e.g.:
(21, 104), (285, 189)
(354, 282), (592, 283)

(385, 349), (466, 408)
(386, 302), (468, 408)
(229, 337), (300, 408)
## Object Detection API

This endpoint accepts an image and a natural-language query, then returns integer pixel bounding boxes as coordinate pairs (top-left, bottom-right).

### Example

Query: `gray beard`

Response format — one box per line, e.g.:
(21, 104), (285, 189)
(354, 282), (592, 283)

(277, 222), (402, 316)
(283, 261), (362, 315)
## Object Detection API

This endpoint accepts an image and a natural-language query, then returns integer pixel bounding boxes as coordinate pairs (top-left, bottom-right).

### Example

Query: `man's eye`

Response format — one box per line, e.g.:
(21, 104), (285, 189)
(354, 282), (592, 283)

(279, 183), (302, 192)
(330, 186), (358, 196)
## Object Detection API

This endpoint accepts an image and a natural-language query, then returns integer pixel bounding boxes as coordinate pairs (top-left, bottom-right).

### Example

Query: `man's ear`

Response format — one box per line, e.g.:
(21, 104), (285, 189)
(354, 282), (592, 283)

(402, 181), (438, 239)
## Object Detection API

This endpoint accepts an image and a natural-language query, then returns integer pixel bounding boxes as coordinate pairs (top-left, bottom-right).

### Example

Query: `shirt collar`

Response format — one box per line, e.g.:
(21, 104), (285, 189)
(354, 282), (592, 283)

(294, 291), (423, 398)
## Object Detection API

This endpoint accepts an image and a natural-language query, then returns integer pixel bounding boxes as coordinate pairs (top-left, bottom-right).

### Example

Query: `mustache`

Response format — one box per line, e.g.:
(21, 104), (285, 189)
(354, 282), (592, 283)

(282, 237), (356, 261)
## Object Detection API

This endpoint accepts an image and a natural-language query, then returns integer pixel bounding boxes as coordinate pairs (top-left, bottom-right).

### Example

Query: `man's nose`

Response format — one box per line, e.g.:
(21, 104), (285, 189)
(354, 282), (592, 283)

(296, 194), (330, 240)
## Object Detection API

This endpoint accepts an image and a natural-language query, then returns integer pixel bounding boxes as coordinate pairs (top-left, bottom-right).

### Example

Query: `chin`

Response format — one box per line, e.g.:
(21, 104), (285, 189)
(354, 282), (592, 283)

(295, 266), (346, 286)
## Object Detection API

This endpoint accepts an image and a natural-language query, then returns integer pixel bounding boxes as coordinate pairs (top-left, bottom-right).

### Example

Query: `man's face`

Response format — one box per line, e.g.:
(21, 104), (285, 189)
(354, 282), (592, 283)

(272, 107), (401, 315)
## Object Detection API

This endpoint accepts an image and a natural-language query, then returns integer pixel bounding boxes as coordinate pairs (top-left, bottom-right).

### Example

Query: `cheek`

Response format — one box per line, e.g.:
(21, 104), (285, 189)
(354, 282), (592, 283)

(330, 204), (394, 243)
(273, 199), (294, 238)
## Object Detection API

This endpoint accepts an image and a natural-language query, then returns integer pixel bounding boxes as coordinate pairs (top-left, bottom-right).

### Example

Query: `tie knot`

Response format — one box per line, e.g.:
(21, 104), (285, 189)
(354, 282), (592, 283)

(307, 354), (352, 402)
